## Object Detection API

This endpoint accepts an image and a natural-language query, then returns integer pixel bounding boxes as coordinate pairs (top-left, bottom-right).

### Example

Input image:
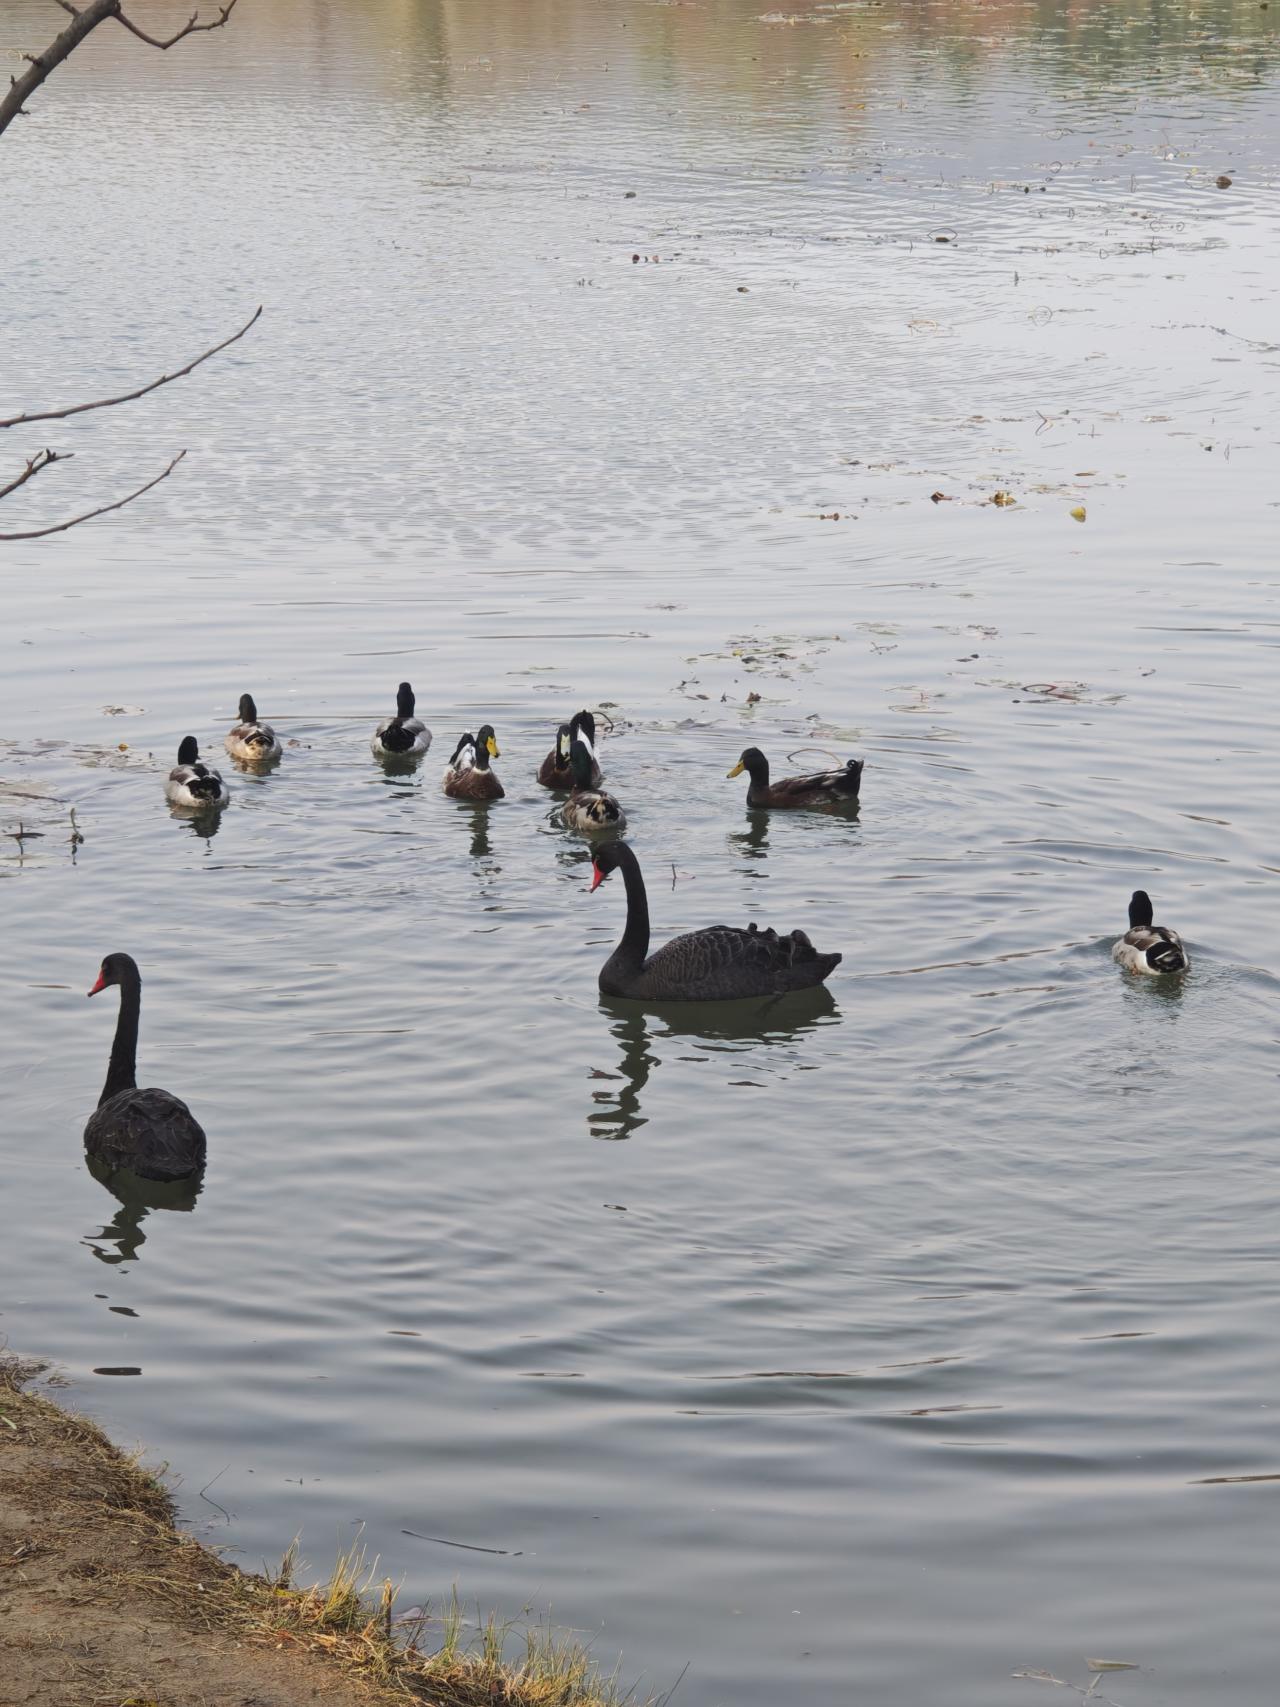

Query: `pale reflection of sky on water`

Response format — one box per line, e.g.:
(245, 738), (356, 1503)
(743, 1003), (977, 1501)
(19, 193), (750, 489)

(1, 3), (1279, 1703)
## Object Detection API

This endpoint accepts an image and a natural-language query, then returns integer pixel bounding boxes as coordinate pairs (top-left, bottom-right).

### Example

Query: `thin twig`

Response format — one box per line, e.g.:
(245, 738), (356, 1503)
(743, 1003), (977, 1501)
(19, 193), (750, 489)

(197, 1465), (233, 1524)
(0, 449), (186, 540)
(0, 448), (70, 502)
(0, 306), (262, 430)
(112, 0), (240, 51)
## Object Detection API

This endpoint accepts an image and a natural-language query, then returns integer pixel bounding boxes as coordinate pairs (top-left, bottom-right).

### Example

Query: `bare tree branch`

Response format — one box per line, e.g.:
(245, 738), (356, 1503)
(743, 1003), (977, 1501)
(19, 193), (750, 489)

(1, 0), (240, 139)
(113, 0), (240, 52)
(1, 0), (118, 139)
(0, 448), (186, 540)
(0, 305), (262, 430)
(0, 447), (72, 503)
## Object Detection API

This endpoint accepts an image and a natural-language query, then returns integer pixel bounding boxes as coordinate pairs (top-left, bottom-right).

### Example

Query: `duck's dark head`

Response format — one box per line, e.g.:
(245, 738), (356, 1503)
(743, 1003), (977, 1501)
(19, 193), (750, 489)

(177, 735), (200, 765)
(89, 951), (138, 997)
(570, 709), (596, 753)
(590, 839), (627, 891)
(1129, 890), (1154, 929)
(554, 722), (572, 763)
(570, 737), (599, 790)
(475, 724), (499, 768)
(396, 682), (416, 720)
(728, 747), (767, 781)
(238, 693), (258, 724)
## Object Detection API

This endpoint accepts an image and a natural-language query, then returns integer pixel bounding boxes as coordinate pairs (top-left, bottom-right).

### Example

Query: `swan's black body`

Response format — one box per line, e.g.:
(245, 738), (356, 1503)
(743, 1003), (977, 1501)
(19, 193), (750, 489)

(84, 953), (206, 1182)
(590, 842), (841, 1002)
(728, 747), (863, 809)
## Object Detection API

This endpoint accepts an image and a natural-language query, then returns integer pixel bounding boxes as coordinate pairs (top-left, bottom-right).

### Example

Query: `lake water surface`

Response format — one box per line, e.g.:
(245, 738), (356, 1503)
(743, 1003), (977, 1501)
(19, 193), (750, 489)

(2, 3), (1279, 1703)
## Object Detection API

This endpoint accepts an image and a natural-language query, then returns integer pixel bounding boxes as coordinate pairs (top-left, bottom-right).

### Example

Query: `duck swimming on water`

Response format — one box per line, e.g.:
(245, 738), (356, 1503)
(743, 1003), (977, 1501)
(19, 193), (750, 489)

(1112, 890), (1189, 976)
(728, 747), (863, 810)
(165, 737), (229, 809)
(372, 681), (431, 760)
(563, 736), (626, 836)
(226, 693), (282, 764)
(538, 710), (601, 790)
(443, 725), (504, 799)
(588, 841), (841, 1001)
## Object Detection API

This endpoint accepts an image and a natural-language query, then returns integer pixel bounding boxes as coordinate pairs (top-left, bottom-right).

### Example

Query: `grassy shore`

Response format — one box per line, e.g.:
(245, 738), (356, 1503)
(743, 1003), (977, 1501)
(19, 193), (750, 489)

(0, 1354), (649, 1707)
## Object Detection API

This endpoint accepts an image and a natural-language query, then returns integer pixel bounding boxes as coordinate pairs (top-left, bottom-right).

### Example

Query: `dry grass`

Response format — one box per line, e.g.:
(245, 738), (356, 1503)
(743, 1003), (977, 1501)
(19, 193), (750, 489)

(258, 1539), (649, 1706)
(1, 1354), (651, 1707)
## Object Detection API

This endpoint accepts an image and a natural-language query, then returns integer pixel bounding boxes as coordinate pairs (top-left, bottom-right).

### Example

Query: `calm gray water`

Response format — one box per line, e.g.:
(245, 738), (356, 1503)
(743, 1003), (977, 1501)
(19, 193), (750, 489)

(2, 2), (1279, 1702)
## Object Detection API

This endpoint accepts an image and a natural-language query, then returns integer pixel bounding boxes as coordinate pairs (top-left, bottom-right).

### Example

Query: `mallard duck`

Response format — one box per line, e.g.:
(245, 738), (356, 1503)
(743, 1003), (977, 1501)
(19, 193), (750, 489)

(442, 724), (504, 799)
(588, 841), (841, 1001)
(563, 736), (626, 835)
(372, 681), (432, 759)
(225, 693), (282, 764)
(1112, 890), (1189, 976)
(727, 747), (863, 809)
(164, 737), (229, 809)
(537, 710), (602, 789)
(85, 953), (207, 1181)
(537, 723), (573, 789)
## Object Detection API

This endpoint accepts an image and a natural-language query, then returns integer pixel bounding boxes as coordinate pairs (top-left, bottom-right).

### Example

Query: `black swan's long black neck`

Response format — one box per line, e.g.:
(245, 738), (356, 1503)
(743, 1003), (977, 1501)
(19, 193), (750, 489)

(612, 846), (651, 968)
(101, 969), (141, 1105)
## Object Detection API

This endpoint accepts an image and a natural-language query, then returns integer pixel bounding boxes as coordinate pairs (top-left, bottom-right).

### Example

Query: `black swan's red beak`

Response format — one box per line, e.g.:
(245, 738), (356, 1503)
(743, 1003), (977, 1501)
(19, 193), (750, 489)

(88, 972), (107, 997)
(589, 863), (605, 893)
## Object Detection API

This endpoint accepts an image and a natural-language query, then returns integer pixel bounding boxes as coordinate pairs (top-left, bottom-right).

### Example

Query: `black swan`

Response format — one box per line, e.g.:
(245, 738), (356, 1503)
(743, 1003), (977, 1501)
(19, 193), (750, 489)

(372, 681), (432, 758)
(589, 841), (841, 1001)
(84, 954), (207, 1181)
(1112, 890), (1189, 975)
(728, 747), (863, 809)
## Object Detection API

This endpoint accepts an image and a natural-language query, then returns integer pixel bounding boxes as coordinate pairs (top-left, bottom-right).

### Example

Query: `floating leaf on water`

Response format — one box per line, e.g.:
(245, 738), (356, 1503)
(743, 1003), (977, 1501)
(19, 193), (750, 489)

(930, 490), (953, 503)
(1216, 174), (1233, 189)
(1087, 1658), (1139, 1672)
(991, 490), (1017, 507)
(1070, 505), (1087, 522)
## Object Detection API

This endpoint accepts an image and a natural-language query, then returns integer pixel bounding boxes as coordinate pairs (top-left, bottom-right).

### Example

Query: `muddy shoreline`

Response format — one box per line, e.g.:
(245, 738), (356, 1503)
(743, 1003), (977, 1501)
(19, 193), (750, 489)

(0, 1356), (638, 1707)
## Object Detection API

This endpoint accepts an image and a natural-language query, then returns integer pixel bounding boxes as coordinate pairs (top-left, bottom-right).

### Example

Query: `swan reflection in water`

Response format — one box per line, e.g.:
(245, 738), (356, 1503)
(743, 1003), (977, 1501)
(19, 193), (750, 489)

(82, 1154), (203, 1265)
(589, 986), (839, 1141)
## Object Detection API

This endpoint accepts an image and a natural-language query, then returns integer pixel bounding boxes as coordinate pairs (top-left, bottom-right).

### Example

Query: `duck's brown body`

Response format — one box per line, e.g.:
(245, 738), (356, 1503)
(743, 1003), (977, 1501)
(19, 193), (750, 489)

(443, 727), (504, 799)
(729, 747), (863, 810)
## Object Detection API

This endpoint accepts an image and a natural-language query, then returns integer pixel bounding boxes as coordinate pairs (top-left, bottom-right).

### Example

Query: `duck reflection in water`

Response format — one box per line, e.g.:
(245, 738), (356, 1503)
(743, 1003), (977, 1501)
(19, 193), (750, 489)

(82, 1154), (203, 1266)
(454, 801), (494, 861)
(589, 987), (838, 1141)
(728, 811), (771, 862)
(169, 802), (224, 842)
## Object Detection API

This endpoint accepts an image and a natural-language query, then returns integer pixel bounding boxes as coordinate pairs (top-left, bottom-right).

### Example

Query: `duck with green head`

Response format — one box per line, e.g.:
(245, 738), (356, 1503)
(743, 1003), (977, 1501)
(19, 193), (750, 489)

(728, 746), (862, 810)
(443, 724), (504, 799)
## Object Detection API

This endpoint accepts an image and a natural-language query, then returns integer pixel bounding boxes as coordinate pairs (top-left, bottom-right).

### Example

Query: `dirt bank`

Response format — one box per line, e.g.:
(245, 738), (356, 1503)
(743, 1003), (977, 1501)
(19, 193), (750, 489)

(0, 1357), (637, 1707)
